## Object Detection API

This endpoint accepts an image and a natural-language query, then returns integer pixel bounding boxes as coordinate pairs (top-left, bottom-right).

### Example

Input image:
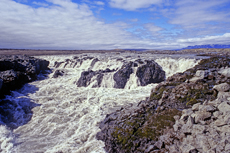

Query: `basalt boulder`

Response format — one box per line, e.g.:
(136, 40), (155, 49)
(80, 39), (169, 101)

(136, 60), (165, 86)
(53, 70), (64, 78)
(113, 62), (133, 89)
(77, 68), (115, 87)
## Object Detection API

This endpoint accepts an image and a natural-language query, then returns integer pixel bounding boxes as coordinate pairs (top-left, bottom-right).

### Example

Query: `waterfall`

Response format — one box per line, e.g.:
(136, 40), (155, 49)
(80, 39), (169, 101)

(0, 52), (203, 153)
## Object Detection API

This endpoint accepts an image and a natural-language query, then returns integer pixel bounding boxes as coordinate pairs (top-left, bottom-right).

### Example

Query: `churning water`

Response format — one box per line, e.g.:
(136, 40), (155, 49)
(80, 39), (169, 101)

(0, 52), (202, 153)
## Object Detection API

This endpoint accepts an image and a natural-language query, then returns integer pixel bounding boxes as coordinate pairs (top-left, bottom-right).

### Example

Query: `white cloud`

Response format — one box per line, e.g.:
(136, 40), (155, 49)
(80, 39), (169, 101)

(0, 0), (140, 49)
(144, 23), (163, 33)
(0, 0), (229, 50)
(32, 1), (49, 7)
(94, 1), (105, 5)
(177, 33), (230, 45)
(130, 18), (138, 22)
(167, 0), (230, 29)
(108, 0), (162, 11)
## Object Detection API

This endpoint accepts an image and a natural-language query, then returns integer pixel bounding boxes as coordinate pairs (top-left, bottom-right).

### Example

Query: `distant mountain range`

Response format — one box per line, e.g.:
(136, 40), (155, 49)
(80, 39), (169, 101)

(180, 44), (230, 50)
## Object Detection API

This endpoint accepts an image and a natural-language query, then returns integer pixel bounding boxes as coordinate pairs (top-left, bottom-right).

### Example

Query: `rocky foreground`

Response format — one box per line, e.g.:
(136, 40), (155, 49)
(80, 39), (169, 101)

(96, 56), (230, 153)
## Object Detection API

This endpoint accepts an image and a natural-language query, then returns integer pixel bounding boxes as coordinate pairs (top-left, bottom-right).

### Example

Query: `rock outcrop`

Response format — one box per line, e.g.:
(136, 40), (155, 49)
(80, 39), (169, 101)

(150, 56), (230, 109)
(154, 90), (230, 153)
(52, 70), (64, 78)
(113, 60), (165, 88)
(113, 62), (133, 88)
(0, 55), (49, 98)
(77, 68), (115, 87)
(136, 60), (165, 86)
(97, 56), (230, 153)
(77, 60), (165, 89)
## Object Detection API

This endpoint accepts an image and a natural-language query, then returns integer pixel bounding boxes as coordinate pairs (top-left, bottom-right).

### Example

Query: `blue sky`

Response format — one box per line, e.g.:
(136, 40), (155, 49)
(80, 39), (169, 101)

(0, 0), (230, 50)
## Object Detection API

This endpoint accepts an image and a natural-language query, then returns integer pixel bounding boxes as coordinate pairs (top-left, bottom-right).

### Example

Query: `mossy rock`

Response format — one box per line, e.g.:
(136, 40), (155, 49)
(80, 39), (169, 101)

(110, 108), (181, 152)
(149, 56), (230, 108)
(197, 56), (230, 69)
(136, 109), (181, 141)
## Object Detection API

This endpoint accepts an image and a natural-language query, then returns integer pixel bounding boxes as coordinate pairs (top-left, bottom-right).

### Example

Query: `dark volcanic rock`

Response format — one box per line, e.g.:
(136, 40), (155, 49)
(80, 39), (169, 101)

(77, 70), (98, 87)
(90, 58), (99, 68)
(0, 55), (49, 98)
(113, 60), (165, 88)
(113, 62), (133, 89)
(53, 70), (64, 78)
(77, 68), (115, 87)
(54, 61), (64, 68)
(136, 60), (165, 86)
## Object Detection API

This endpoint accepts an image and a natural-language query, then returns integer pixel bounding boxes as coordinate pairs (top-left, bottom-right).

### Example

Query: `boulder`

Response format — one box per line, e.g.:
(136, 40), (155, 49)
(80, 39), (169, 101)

(77, 70), (99, 87)
(189, 70), (209, 82)
(0, 70), (17, 83)
(192, 124), (205, 135)
(199, 105), (216, 112)
(180, 144), (196, 153)
(218, 102), (230, 114)
(0, 55), (49, 74)
(218, 68), (230, 77)
(90, 58), (99, 68)
(224, 113), (230, 124)
(194, 111), (211, 123)
(213, 83), (230, 92)
(136, 60), (165, 86)
(113, 62), (133, 88)
(216, 92), (230, 102)
(192, 103), (200, 111)
(77, 69), (115, 87)
(53, 70), (64, 78)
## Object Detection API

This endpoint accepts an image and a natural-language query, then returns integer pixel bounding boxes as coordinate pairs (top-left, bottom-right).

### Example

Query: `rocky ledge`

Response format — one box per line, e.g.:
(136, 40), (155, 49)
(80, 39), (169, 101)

(0, 55), (49, 98)
(76, 59), (165, 88)
(96, 56), (230, 153)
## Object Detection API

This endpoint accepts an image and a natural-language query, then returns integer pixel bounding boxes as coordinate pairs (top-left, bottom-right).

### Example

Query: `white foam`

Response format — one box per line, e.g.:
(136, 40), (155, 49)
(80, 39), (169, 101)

(155, 57), (200, 78)
(0, 53), (203, 153)
(0, 126), (15, 153)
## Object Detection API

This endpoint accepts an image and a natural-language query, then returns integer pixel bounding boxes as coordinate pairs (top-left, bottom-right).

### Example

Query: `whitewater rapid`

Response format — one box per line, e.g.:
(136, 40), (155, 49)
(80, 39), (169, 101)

(0, 52), (202, 153)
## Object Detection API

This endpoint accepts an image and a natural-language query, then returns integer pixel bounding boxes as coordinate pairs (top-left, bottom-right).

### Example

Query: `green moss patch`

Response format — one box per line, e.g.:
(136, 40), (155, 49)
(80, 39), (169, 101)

(136, 109), (181, 141)
(111, 109), (181, 151)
